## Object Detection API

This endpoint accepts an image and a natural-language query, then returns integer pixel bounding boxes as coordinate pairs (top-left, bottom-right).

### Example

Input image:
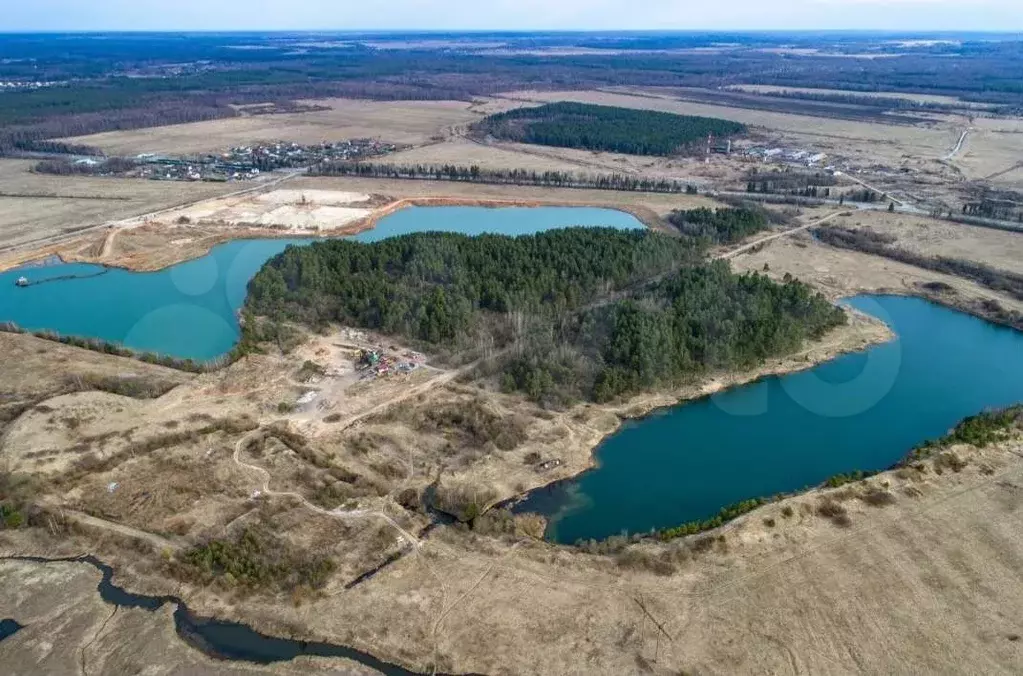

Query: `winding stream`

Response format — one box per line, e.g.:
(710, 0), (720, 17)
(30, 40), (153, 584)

(0, 555), (469, 676)
(517, 295), (1023, 543)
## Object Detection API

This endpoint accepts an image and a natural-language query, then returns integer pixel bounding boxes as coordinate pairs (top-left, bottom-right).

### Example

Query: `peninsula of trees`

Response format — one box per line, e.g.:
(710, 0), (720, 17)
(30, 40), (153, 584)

(246, 217), (843, 406)
(472, 102), (746, 156)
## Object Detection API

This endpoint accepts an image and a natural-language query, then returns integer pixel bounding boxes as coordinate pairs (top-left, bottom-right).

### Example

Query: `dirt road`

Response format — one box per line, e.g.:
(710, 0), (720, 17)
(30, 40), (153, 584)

(716, 210), (846, 260)
(0, 169), (303, 259)
(945, 127), (970, 160)
(231, 432), (422, 549)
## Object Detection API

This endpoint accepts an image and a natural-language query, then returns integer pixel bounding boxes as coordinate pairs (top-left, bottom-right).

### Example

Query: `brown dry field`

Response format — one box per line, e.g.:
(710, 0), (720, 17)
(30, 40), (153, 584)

(732, 225), (1023, 318)
(4, 361), (1023, 675)
(375, 136), (744, 187)
(500, 88), (965, 171)
(726, 83), (997, 107)
(0, 331), (192, 397)
(2, 231), (1023, 674)
(829, 210), (1023, 276)
(0, 331), (193, 441)
(290, 175), (721, 219)
(330, 436), (1023, 676)
(952, 117), (1023, 185)
(0, 159), (241, 250)
(62, 99), (485, 155)
(0, 311), (901, 676)
(0, 559), (377, 675)
(376, 136), (616, 174)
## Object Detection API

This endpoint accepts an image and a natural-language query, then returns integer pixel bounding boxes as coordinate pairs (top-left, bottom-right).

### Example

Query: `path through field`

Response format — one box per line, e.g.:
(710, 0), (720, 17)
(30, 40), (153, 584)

(716, 210), (846, 260)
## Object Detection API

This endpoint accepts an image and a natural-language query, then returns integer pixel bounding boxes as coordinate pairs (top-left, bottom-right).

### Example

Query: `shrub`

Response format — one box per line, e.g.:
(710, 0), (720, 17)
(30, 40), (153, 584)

(903, 406), (1021, 464)
(432, 482), (499, 523)
(175, 527), (335, 593)
(417, 401), (529, 451)
(1, 503), (25, 529)
(615, 548), (676, 575)
(934, 452), (969, 473)
(824, 470), (875, 489)
(860, 489), (897, 507)
(658, 498), (765, 541)
(816, 498), (852, 527)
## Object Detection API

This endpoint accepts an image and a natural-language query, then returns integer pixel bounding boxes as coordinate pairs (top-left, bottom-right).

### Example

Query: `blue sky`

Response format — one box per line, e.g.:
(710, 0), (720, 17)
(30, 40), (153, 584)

(3, 0), (1022, 32)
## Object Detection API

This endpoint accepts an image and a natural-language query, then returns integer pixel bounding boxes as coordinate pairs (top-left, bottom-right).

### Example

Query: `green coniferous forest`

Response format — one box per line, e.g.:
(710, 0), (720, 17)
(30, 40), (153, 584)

(245, 211), (844, 406)
(667, 206), (770, 244)
(473, 102), (746, 156)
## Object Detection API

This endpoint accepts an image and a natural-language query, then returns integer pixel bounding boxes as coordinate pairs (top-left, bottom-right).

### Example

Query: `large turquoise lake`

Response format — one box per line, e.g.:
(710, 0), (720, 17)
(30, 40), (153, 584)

(0, 206), (643, 360)
(516, 295), (1023, 544)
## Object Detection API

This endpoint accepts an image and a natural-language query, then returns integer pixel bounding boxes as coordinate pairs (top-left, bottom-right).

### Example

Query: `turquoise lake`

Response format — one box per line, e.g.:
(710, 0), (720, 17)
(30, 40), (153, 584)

(515, 295), (1023, 544)
(0, 206), (643, 361)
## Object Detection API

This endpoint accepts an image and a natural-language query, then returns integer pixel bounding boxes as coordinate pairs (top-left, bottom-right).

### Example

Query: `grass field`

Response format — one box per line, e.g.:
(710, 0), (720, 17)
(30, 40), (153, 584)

(502, 89), (960, 168)
(0, 160), (240, 250)
(829, 210), (1023, 277)
(374, 135), (734, 185)
(62, 99), (484, 155)
(730, 222), (1023, 319)
(726, 84), (998, 108)
(289, 175), (721, 219)
(952, 117), (1023, 185)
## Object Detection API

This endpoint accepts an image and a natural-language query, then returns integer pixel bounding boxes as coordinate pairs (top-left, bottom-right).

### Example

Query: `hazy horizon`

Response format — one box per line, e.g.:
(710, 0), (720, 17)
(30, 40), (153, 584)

(4, 1), (1023, 33)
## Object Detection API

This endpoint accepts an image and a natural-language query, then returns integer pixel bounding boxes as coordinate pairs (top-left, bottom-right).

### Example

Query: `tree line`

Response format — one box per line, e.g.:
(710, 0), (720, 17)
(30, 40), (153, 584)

(33, 157), (138, 176)
(744, 169), (837, 197)
(666, 206), (769, 244)
(309, 161), (699, 194)
(962, 199), (1023, 223)
(472, 102), (746, 157)
(814, 225), (1023, 302)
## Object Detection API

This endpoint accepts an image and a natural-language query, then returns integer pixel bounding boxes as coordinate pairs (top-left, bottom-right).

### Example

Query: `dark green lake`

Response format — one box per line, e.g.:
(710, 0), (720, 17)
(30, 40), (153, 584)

(0, 206), (643, 361)
(515, 295), (1023, 544)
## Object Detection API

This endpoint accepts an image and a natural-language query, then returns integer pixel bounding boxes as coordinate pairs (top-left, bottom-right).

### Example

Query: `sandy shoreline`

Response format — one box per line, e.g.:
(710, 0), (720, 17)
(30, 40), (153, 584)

(0, 195), (663, 274)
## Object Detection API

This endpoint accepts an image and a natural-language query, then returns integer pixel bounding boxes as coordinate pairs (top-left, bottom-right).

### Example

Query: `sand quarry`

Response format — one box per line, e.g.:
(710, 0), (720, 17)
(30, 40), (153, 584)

(124, 188), (376, 232)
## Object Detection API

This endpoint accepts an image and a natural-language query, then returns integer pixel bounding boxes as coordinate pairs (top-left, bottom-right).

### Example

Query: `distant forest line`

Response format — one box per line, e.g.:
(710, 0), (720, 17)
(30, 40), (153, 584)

(2, 32), (1023, 153)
